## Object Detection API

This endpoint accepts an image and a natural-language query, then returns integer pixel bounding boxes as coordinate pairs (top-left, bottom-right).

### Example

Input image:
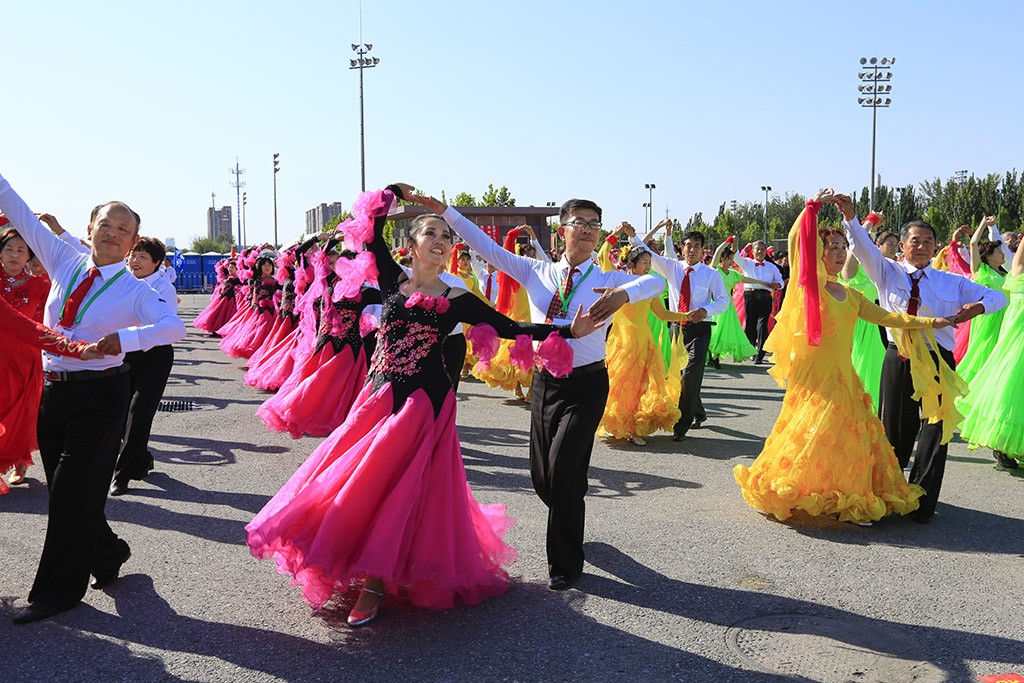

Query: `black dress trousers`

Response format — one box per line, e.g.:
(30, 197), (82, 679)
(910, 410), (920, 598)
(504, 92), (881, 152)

(114, 345), (174, 483)
(878, 343), (956, 519)
(30, 372), (132, 608)
(743, 289), (773, 361)
(529, 362), (609, 581)
(675, 321), (712, 436)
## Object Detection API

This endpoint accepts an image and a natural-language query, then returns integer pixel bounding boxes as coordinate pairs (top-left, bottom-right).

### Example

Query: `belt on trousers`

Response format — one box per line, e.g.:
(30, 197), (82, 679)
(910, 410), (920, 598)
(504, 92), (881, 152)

(540, 359), (605, 379)
(43, 365), (128, 383)
(744, 289), (773, 297)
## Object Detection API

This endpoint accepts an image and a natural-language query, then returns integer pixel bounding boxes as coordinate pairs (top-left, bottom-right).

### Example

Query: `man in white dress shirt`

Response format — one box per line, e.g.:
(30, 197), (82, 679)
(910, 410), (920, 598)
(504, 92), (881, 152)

(0, 170), (186, 624)
(633, 220), (729, 439)
(734, 241), (784, 363)
(405, 187), (664, 590)
(836, 193), (1006, 522)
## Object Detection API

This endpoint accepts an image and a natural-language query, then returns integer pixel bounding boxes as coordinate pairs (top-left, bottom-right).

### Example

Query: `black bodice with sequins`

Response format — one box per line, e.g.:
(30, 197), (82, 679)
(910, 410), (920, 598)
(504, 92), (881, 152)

(314, 284), (382, 355)
(251, 277), (281, 313)
(219, 276), (241, 299)
(366, 186), (571, 415)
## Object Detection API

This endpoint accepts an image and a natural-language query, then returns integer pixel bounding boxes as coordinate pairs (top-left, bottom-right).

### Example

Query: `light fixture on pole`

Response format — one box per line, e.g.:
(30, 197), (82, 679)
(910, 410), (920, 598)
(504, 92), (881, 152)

(644, 183), (656, 233)
(242, 191), (248, 247)
(760, 185), (772, 243)
(350, 44), (380, 192)
(273, 153), (280, 247)
(230, 159), (246, 248)
(858, 56), (895, 211)
(895, 186), (905, 229)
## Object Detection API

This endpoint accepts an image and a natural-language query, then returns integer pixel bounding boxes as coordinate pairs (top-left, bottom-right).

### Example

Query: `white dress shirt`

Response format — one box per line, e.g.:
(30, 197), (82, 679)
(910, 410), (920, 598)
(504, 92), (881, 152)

(445, 207), (664, 367)
(629, 236), (729, 317)
(161, 264), (177, 284)
(141, 270), (179, 314)
(0, 172), (186, 371)
(732, 254), (783, 291)
(479, 269), (500, 305)
(844, 216), (1007, 350)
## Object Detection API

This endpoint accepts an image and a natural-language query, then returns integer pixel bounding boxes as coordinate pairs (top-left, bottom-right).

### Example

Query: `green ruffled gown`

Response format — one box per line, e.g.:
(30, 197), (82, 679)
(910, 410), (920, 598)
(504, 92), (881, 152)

(839, 269), (886, 411)
(956, 273), (1024, 459)
(956, 263), (1008, 383)
(709, 269), (757, 362)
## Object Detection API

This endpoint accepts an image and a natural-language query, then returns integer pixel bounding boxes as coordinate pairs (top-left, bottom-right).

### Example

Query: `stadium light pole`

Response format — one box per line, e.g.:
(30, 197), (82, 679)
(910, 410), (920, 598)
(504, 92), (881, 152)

(350, 44), (379, 192)
(761, 185), (772, 243)
(858, 57), (895, 211)
(273, 153), (280, 247)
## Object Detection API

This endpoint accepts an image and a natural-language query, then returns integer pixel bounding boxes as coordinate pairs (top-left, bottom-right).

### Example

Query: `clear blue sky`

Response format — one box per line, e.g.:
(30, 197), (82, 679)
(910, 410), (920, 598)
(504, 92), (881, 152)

(3, 0), (1021, 249)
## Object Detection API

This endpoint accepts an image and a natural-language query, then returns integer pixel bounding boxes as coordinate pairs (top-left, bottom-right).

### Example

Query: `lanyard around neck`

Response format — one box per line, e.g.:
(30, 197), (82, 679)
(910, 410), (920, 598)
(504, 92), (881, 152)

(557, 262), (595, 316)
(59, 261), (127, 327)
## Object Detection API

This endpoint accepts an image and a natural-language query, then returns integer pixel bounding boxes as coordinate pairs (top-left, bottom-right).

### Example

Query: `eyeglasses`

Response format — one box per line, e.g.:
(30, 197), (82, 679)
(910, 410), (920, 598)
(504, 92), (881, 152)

(561, 219), (602, 231)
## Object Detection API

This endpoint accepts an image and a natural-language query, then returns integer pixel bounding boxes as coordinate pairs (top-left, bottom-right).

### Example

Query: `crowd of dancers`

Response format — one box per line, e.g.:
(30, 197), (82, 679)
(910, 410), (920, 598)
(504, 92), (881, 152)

(1, 168), (1021, 627)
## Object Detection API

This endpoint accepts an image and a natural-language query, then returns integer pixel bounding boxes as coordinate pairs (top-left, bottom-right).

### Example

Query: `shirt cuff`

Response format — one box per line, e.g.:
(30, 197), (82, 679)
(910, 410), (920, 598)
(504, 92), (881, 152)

(117, 327), (142, 353)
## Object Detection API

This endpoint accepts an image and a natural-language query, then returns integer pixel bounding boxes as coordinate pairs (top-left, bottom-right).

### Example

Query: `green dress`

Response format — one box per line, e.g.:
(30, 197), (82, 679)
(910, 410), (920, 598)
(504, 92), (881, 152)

(956, 263), (1008, 383)
(839, 269), (886, 411)
(956, 273), (1024, 458)
(709, 269), (757, 362)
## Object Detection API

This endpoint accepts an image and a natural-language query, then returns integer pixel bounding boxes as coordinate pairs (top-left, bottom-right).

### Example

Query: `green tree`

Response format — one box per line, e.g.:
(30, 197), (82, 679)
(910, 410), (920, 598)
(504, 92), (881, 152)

(189, 233), (234, 253)
(451, 192), (477, 207)
(480, 184), (516, 207)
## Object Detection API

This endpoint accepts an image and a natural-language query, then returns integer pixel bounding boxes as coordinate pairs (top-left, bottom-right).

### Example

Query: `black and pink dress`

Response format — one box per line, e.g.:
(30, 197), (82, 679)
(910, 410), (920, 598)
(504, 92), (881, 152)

(245, 187), (572, 610)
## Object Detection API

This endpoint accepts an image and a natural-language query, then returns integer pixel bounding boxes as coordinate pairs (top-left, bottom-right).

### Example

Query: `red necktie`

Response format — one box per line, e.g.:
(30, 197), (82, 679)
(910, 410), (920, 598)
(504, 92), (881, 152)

(679, 267), (693, 314)
(59, 267), (101, 327)
(546, 266), (579, 323)
(907, 272), (923, 316)
(485, 273), (493, 300)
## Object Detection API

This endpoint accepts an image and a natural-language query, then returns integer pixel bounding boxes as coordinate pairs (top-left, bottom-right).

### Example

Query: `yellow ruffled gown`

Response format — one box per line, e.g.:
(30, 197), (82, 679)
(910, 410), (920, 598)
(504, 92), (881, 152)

(734, 203), (939, 524)
(472, 282), (533, 395)
(595, 241), (689, 439)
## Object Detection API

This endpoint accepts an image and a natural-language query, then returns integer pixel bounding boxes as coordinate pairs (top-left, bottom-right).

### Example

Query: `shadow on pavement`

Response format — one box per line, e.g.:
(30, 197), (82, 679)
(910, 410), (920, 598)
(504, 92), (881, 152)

(581, 541), (1020, 680)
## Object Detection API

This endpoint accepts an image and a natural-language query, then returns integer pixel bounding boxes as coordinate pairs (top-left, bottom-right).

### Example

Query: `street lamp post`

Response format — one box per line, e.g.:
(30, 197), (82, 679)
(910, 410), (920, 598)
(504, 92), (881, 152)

(895, 186), (904, 229)
(273, 153), (280, 247)
(644, 183), (656, 233)
(350, 44), (379, 192)
(858, 57), (895, 212)
(760, 185), (772, 243)
(230, 159), (246, 248)
(242, 192), (248, 247)
(642, 202), (651, 232)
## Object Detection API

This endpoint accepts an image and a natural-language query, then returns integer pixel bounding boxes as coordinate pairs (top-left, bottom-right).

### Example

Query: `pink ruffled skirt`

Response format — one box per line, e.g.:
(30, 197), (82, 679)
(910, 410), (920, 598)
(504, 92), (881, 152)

(221, 308), (276, 359)
(245, 325), (302, 391)
(257, 343), (367, 438)
(245, 383), (515, 610)
(248, 315), (295, 369)
(193, 294), (237, 335)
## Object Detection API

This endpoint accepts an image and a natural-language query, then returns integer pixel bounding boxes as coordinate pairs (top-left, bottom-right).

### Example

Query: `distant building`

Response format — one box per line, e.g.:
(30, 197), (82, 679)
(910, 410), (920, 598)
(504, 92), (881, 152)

(305, 202), (345, 235)
(208, 205), (232, 240)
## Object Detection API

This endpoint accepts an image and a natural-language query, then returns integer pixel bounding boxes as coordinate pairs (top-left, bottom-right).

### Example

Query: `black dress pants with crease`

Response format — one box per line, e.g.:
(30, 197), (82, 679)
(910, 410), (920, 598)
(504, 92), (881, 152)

(30, 372), (132, 608)
(529, 362), (609, 581)
(878, 343), (956, 519)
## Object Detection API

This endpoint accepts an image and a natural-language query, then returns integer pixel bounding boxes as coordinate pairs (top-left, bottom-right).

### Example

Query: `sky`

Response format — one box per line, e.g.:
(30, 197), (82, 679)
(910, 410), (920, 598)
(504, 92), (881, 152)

(3, 0), (1023, 250)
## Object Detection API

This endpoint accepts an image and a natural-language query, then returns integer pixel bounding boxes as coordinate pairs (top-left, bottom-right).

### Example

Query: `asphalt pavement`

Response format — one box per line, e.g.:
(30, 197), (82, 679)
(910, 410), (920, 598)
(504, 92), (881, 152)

(1, 294), (1021, 682)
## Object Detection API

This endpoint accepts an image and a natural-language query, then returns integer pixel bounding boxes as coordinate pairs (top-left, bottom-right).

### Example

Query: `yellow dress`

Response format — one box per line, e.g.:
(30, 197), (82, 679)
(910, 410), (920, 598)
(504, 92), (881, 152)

(472, 282), (533, 393)
(734, 203), (937, 523)
(453, 268), (489, 375)
(595, 241), (689, 439)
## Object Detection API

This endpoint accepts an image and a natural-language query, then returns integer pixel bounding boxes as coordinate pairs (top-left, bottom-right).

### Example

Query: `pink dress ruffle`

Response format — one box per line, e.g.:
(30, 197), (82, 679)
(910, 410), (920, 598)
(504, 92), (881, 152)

(256, 343), (367, 438)
(221, 308), (276, 359)
(248, 315), (296, 369)
(245, 325), (301, 390)
(193, 292), (238, 334)
(245, 383), (515, 610)
(248, 329), (308, 392)
(216, 302), (256, 341)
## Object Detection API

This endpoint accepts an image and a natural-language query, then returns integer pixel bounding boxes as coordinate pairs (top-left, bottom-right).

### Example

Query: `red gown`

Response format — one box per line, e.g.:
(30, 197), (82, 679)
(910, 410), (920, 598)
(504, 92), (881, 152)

(0, 271), (51, 476)
(0, 296), (92, 493)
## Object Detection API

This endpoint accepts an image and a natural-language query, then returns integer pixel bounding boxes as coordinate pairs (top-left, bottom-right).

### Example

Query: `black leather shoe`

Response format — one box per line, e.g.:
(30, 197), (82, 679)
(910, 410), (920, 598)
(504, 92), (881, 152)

(548, 575), (578, 591)
(109, 480), (129, 497)
(91, 547), (131, 590)
(994, 451), (1019, 469)
(692, 417), (706, 429)
(672, 433), (687, 442)
(12, 602), (64, 625)
(909, 511), (932, 524)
